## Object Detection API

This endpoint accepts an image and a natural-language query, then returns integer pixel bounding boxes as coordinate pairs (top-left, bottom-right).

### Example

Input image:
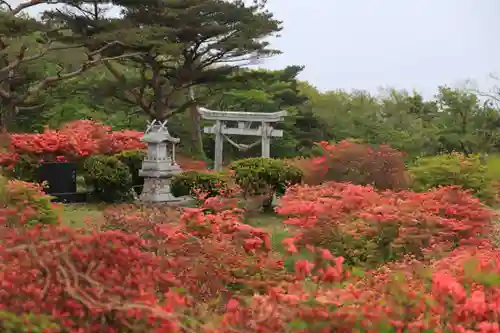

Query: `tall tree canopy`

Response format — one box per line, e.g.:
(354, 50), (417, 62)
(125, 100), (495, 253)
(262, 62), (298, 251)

(0, 0), (125, 131)
(47, 0), (282, 121)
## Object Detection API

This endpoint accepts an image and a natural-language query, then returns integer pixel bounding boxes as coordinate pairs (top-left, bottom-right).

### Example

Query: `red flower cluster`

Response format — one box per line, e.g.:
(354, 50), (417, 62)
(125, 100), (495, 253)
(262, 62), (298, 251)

(221, 244), (500, 333)
(276, 182), (493, 266)
(6, 120), (145, 163)
(0, 120), (207, 172)
(0, 225), (185, 332)
(0, 177), (498, 332)
(290, 140), (409, 189)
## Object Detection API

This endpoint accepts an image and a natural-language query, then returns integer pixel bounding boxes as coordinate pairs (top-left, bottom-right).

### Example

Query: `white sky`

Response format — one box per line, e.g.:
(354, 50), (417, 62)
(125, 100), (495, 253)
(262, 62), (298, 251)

(9, 0), (500, 97)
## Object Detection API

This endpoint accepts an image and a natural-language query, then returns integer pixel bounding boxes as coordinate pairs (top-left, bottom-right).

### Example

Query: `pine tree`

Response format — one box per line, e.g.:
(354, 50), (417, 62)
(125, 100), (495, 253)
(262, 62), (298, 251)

(50, 0), (282, 121)
(0, 0), (125, 130)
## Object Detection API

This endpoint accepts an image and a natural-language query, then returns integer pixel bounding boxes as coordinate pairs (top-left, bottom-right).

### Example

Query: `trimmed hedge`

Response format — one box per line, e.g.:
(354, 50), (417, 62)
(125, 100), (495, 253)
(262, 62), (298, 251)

(83, 155), (133, 203)
(229, 157), (303, 197)
(171, 171), (227, 198)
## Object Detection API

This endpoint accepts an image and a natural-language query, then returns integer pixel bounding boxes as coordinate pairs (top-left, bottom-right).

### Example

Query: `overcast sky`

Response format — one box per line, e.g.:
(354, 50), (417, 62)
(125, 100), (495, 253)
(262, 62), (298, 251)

(263, 0), (500, 97)
(11, 0), (500, 97)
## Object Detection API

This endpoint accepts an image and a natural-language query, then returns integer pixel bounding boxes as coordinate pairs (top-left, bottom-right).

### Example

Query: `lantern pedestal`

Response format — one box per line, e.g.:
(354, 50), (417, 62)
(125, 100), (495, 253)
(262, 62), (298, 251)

(138, 120), (188, 203)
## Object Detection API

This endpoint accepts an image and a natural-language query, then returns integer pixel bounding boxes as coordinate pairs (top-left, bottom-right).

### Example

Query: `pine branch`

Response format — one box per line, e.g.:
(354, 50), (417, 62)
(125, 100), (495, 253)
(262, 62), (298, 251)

(103, 59), (153, 117)
(0, 42), (85, 78)
(2, 0), (55, 16)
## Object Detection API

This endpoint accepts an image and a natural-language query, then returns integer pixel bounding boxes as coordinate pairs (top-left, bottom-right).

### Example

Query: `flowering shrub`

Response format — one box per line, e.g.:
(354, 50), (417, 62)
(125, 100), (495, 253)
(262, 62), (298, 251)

(1, 154), (40, 182)
(410, 153), (495, 203)
(0, 175), (59, 227)
(0, 150), (18, 170)
(105, 130), (146, 153)
(102, 203), (182, 236)
(0, 121), (211, 189)
(1, 170), (499, 331)
(311, 140), (409, 190)
(102, 203), (288, 303)
(219, 244), (500, 333)
(0, 225), (186, 332)
(276, 182), (494, 267)
(1, 120), (146, 167)
(176, 155), (208, 171)
(286, 156), (323, 185)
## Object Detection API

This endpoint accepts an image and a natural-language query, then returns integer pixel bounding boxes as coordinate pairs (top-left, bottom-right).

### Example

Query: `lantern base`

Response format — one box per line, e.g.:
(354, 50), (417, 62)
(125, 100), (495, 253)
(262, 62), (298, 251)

(139, 177), (185, 203)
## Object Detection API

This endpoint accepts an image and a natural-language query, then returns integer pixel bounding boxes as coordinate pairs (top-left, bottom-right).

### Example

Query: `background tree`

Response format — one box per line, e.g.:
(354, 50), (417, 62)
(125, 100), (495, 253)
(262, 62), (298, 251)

(47, 0), (281, 156)
(51, 0), (281, 118)
(0, 0), (125, 131)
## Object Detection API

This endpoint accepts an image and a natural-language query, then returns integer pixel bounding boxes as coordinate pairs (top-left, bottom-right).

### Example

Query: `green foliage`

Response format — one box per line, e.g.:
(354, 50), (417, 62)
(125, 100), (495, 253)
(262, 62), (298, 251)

(83, 155), (133, 203)
(229, 157), (303, 197)
(485, 154), (500, 177)
(0, 175), (59, 227)
(114, 149), (146, 186)
(3, 154), (40, 182)
(171, 171), (227, 198)
(409, 153), (494, 202)
(0, 311), (59, 332)
(44, 0), (282, 123)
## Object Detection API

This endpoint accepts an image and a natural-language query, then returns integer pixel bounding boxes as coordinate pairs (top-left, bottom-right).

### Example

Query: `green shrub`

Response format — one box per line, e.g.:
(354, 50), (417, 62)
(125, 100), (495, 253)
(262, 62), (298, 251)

(486, 154), (500, 181)
(229, 157), (303, 198)
(115, 149), (146, 186)
(0, 175), (59, 227)
(171, 171), (227, 198)
(4, 154), (40, 182)
(0, 311), (59, 332)
(409, 153), (494, 202)
(83, 155), (133, 203)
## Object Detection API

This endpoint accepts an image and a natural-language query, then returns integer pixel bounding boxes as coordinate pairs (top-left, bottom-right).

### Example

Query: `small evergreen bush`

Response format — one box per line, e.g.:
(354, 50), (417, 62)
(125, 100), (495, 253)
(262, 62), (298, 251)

(114, 149), (146, 186)
(84, 155), (133, 203)
(229, 157), (303, 201)
(4, 154), (40, 182)
(409, 153), (494, 203)
(171, 171), (228, 198)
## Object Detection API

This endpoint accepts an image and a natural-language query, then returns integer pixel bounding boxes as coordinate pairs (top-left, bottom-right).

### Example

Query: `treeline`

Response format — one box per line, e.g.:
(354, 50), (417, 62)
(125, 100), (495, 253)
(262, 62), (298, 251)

(1, 1), (499, 163)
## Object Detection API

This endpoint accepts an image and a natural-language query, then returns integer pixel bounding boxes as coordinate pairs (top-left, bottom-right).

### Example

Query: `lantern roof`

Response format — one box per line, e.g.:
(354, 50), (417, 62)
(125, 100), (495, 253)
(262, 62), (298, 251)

(141, 131), (180, 144)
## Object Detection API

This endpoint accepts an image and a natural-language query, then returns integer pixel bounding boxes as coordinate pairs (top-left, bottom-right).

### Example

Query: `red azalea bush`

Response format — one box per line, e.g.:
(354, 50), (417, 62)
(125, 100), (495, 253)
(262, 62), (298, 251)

(7, 120), (146, 163)
(102, 201), (288, 302)
(220, 244), (500, 333)
(176, 155), (207, 171)
(286, 156), (322, 185)
(0, 225), (186, 332)
(0, 120), (208, 183)
(305, 140), (409, 190)
(276, 182), (494, 267)
(1, 169), (500, 331)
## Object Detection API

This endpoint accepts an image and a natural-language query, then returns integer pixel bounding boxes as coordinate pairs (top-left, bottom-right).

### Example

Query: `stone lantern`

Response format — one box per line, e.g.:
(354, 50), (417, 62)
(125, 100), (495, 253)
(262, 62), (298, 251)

(139, 120), (184, 203)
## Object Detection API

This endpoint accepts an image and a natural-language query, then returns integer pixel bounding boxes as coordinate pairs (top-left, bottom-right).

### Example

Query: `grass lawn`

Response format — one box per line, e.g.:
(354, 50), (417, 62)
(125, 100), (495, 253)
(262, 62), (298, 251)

(246, 214), (289, 252)
(246, 213), (314, 270)
(59, 204), (104, 228)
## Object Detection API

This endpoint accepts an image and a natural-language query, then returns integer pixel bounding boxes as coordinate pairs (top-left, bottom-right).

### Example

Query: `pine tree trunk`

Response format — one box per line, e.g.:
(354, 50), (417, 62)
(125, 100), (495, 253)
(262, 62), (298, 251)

(189, 104), (205, 159)
(0, 104), (15, 132)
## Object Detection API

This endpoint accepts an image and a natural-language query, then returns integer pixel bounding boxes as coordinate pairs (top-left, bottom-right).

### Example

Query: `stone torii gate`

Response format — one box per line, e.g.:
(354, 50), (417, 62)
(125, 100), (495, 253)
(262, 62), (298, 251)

(198, 107), (287, 171)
